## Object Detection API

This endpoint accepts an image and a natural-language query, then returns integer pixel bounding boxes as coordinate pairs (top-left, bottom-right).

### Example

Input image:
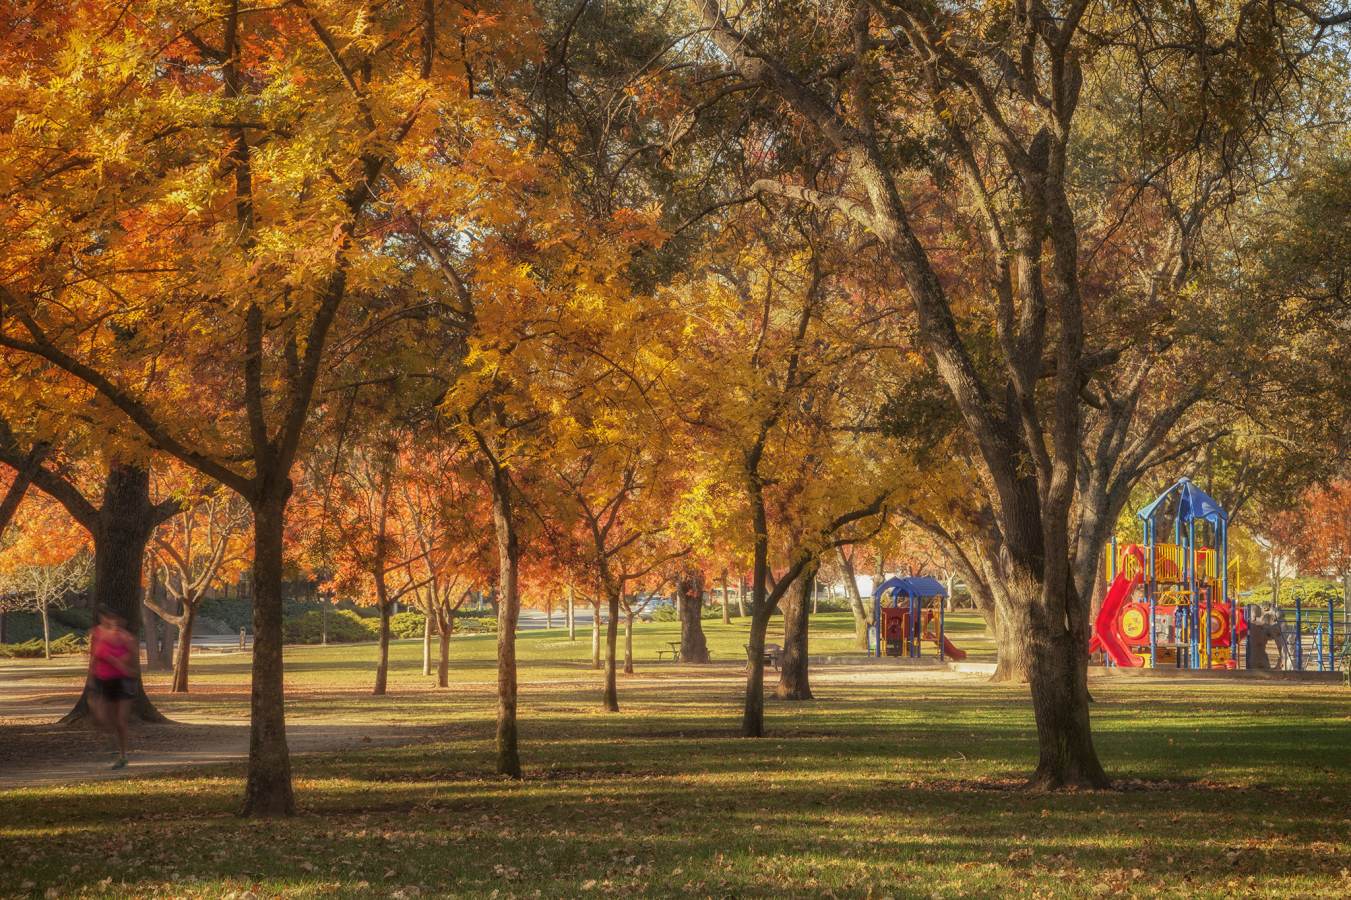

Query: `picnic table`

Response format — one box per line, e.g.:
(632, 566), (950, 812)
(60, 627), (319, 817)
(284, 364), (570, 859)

(746, 643), (782, 671)
(657, 641), (681, 662)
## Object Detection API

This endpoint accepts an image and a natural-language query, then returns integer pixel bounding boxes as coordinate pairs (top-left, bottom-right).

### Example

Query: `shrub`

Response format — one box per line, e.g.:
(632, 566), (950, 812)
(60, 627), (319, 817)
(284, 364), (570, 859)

(455, 616), (498, 634)
(51, 607), (94, 630)
(48, 633), (88, 655)
(390, 610), (427, 639)
(283, 608), (378, 644)
(651, 605), (677, 622)
(0, 639), (48, 659)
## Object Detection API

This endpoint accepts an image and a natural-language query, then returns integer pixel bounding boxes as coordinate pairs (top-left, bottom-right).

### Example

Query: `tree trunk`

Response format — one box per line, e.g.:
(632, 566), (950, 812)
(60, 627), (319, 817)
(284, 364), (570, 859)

(676, 569), (710, 664)
(240, 489), (296, 816)
(170, 603), (196, 693)
(623, 612), (634, 674)
(373, 599), (392, 695)
(61, 464), (167, 725)
(736, 572), (747, 617)
(741, 607), (772, 737)
(421, 612), (431, 677)
(591, 598), (601, 669)
(437, 613), (452, 688)
(40, 601), (51, 660)
(777, 565), (815, 700)
(566, 585), (576, 640)
(602, 590), (620, 712)
(1005, 567), (1109, 789)
(720, 569), (731, 624)
(490, 472), (522, 778)
(837, 546), (871, 649)
(988, 590), (1032, 683)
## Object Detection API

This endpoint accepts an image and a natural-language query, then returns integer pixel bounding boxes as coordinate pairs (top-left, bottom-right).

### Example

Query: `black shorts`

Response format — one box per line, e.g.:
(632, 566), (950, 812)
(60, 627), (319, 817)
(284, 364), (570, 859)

(94, 677), (135, 702)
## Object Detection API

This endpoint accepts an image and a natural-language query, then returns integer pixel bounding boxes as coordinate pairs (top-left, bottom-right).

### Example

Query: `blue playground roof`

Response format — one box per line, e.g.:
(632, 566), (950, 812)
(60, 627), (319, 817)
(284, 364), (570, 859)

(873, 576), (947, 600)
(1137, 476), (1228, 526)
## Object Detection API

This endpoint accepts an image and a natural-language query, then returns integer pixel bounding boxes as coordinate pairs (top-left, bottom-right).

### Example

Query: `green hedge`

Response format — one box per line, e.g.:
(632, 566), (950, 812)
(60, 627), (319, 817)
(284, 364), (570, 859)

(390, 610), (426, 638)
(283, 608), (379, 644)
(0, 632), (87, 658)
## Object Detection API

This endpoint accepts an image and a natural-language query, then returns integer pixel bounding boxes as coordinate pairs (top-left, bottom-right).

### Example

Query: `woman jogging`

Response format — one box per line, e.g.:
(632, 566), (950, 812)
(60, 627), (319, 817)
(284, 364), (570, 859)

(89, 609), (137, 769)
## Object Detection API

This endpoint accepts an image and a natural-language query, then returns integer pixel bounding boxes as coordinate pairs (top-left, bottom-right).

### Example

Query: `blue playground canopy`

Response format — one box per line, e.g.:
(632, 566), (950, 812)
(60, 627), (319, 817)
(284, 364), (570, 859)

(873, 575), (948, 600)
(1136, 476), (1228, 526)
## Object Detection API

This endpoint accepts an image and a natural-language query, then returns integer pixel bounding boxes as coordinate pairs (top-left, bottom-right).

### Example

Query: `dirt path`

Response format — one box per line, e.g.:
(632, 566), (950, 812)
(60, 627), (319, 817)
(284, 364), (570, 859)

(0, 665), (448, 790)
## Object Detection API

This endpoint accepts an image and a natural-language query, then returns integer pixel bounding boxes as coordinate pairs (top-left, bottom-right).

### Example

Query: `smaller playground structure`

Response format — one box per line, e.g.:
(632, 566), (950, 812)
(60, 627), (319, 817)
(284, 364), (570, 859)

(1091, 477), (1344, 672)
(871, 576), (967, 661)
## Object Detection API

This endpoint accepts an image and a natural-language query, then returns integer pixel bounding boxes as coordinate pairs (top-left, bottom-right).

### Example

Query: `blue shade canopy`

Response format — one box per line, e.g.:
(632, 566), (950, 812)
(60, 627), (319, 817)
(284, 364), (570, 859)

(873, 576), (947, 600)
(1137, 477), (1228, 526)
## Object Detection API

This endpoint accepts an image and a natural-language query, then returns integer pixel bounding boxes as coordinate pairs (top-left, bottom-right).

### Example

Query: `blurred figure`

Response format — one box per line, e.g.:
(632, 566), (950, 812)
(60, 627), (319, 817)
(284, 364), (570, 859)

(89, 609), (136, 768)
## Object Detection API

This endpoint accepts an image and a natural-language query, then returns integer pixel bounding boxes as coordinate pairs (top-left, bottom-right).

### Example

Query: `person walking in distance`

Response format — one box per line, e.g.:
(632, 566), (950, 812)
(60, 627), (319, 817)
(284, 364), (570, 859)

(89, 609), (137, 769)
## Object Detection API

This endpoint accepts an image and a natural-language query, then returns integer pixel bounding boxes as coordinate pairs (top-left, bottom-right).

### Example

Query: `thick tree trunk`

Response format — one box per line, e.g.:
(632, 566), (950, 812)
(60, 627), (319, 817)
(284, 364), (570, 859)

(623, 612), (634, 674)
(741, 607), (772, 737)
(777, 565), (815, 700)
(373, 599), (392, 695)
(61, 464), (167, 725)
(602, 591), (620, 711)
(988, 591), (1032, 683)
(437, 614), (452, 688)
(489, 474), (522, 778)
(837, 546), (871, 649)
(241, 490), (295, 816)
(591, 599), (601, 669)
(676, 569), (710, 663)
(1004, 569), (1109, 789)
(170, 603), (196, 693)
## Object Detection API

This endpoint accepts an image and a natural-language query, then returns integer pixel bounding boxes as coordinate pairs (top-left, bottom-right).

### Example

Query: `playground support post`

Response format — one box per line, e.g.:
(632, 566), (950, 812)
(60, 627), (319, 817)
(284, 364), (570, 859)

(1329, 596), (1337, 672)
(938, 597), (945, 662)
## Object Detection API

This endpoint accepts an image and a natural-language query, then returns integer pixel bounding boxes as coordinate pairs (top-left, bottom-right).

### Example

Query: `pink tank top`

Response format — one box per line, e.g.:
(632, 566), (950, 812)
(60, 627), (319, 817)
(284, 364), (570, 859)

(91, 627), (130, 680)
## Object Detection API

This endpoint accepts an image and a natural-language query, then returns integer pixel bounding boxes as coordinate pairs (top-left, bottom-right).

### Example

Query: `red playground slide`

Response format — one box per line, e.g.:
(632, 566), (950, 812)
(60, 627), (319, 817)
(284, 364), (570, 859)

(938, 636), (967, 661)
(1091, 546), (1145, 667)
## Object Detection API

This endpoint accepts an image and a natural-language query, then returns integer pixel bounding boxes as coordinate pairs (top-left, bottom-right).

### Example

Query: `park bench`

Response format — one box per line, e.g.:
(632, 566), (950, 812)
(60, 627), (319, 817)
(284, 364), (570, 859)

(745, 643), (782, 671)
(657, 641), (680, 662)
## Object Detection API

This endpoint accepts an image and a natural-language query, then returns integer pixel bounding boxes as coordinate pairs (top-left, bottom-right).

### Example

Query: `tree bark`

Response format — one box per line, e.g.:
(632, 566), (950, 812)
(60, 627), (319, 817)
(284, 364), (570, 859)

(602, 590), (620, 711)
(623, 612), (634, 674)
(988, 591), (1031, 683)
(736, 572), (747, 617)
(40, 602), (51, 660)
(720, 569), (731, 624)
(566, 584), (576, 640)
(421, 612), (431, 677)
(239, 489), (296, 816)
(373, 598), (392, 695)
(676, 569), (710, 663)
(170, 602), (197, 693)
(61, 464), (168, 725)
(837, 546), (871, 649)
(777, 565), (815, 700)
(591, 598), (601, 669)
(437, 613), (452, 688)
(489, 470), (522, 778)
(742, 606), (772, 737)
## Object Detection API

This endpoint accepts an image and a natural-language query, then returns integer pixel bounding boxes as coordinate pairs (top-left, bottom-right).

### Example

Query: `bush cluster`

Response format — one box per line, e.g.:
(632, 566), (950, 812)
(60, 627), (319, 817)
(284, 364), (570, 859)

(282, 608), (379, 644)
(0, 633), (88, 658)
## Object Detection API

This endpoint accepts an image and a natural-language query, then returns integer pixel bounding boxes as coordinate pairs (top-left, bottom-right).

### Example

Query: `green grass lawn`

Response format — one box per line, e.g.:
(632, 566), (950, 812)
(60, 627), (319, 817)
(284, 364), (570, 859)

(2, 614), (1348, 898)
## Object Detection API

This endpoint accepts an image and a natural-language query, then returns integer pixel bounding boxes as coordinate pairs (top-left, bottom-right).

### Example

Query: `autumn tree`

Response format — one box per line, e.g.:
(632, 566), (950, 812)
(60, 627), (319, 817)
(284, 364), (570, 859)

(690, 0), (1348, 786)
(145, 481), (251, 692)
(0, 0), (541, 814)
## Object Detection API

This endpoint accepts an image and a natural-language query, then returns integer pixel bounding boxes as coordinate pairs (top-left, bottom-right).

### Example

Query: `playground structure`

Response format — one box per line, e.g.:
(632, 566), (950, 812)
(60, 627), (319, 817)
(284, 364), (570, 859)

(870, 576), (966, 661)
(1091, 477), (1345, 672)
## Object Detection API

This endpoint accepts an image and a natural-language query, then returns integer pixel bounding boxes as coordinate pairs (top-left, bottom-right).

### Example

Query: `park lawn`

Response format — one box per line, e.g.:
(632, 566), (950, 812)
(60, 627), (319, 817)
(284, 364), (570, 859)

(2, 623), (1348, 898)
